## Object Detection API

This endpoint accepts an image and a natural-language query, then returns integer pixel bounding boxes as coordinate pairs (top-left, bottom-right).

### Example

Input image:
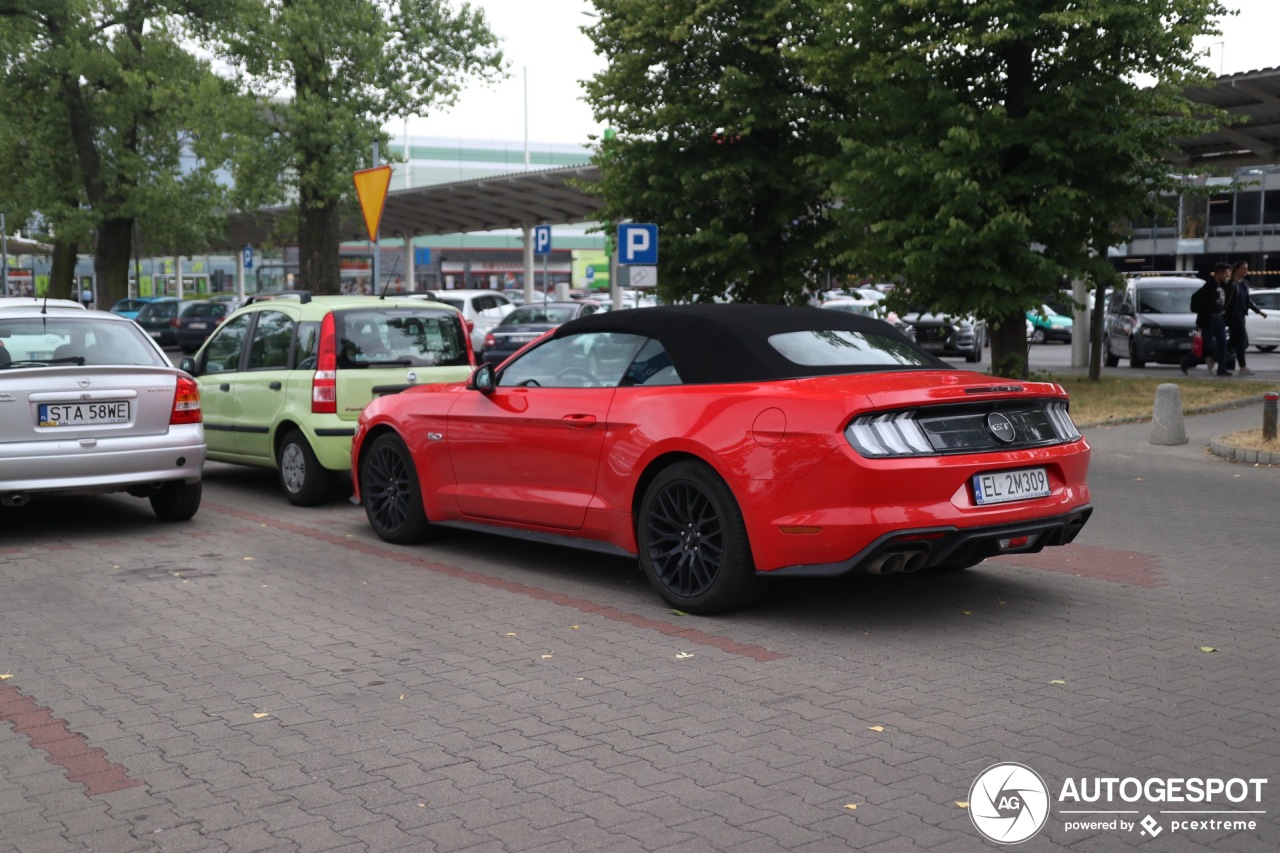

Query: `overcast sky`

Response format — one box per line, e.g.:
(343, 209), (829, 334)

(394, 0), (1280, 147)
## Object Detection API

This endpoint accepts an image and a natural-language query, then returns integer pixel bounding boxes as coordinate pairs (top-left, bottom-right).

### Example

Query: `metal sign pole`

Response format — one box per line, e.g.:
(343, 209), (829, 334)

(371, 141), (380, 294)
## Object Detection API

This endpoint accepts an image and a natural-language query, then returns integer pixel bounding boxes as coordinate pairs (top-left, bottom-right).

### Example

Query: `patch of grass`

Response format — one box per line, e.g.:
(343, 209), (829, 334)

(1219, 428), (1280, 453)
(1035, 373), (1273, 426)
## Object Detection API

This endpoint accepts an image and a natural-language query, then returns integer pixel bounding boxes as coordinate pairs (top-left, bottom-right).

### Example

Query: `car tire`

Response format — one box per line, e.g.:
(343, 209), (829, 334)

(1104, 340), (1120, 367)
(150, 481), (202, 521)
(278, 429), (330, 506)
(1257, 345), (1277, 353)
(637, 461), (766, 615)
(360, 433), (432, 544)
(1031, 329), (1045, 345)
(1129, 339), (1146, 368)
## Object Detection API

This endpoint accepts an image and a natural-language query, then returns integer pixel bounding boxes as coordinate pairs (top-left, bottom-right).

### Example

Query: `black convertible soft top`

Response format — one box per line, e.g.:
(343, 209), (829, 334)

(552, 303), (946, 384)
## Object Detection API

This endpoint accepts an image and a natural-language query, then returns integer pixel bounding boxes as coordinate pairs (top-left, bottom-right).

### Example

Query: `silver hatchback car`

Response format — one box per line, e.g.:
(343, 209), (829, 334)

(0, 298), (205, 520)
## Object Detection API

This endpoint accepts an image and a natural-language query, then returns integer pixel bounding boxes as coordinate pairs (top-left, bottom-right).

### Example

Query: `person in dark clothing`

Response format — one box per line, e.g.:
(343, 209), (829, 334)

(1181, 262), (1232, 376)
(1226, 260), (1267, 376)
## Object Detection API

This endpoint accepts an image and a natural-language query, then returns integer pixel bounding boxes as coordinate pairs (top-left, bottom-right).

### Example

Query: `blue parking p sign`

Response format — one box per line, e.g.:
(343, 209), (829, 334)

(242, 245), (253, 269)
(618, 224), (658, 265)
(534, 225), (552, 256)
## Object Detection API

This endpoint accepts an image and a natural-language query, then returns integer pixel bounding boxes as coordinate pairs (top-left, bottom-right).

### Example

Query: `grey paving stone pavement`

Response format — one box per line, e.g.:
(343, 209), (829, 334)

(1, 399), (1278, 852)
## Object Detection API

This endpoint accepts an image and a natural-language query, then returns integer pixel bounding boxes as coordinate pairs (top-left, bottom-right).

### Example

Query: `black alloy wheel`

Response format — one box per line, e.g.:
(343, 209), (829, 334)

(638, 461), (765, 614)
(361, 433), (431, 544)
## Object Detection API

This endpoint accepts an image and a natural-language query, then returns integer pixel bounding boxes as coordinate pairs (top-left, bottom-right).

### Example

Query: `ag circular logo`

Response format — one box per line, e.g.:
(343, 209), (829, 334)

(986, 412), (1016, 444)
(969, 762), (1050, 844)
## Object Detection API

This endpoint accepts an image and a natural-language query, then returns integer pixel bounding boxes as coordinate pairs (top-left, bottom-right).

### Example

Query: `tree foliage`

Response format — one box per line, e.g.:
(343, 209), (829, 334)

(583, 0), (840, 305)
(214, 0), (504, 294)
(0, 0), (241, 301)
(805, 0), (1228, 377)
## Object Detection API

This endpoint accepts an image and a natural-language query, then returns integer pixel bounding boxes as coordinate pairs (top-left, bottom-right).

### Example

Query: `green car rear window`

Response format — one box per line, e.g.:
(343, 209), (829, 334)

(334, 308), (470, 369)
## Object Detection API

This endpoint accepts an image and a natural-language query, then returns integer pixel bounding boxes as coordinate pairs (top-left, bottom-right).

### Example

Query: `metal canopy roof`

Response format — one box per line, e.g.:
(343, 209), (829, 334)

(216, 163), (602, 251)
(1, 234), (55, 255)
(1173, 67), (1280, 169)
(214, 70), (1280, 252)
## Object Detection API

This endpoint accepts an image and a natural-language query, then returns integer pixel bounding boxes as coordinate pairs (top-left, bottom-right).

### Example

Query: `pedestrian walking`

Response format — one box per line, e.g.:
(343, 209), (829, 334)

(1181, 262), (1232, 376)
(1226, 260), (1267, 376)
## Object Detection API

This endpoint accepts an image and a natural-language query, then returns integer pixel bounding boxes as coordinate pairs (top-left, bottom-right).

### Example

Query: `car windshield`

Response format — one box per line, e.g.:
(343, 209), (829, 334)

(1137, 286), (1196, 314)
(334, 308), (470, 368)
(767, 330), (938, 367)
(504, 305), (577, 325)
(0, 317), (168, 367)
(433, 297), (464, 312)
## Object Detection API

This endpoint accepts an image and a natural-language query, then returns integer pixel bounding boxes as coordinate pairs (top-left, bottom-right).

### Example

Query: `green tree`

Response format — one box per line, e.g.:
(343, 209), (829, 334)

(215, 0), (503, 295)
(583, 0), (839, 305)
(807, 0), (1227, 378)
(0, 1), (241, 305)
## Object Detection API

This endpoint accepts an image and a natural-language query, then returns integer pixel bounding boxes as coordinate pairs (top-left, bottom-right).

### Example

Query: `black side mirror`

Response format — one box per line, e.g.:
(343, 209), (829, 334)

(1120, 302), (1135, 316)
(468, 362), (495, 394)
(178, 356), (198, 375)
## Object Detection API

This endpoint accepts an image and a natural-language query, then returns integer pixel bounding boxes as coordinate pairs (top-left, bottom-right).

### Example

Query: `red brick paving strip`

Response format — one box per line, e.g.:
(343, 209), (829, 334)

(0, 681), (144, 796)
(205, 500), (788, 663)
(992, 542), (1165, 587)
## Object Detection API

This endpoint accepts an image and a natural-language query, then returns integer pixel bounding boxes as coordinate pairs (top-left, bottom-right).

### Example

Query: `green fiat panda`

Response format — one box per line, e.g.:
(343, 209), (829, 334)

(180, 291), (474, 505)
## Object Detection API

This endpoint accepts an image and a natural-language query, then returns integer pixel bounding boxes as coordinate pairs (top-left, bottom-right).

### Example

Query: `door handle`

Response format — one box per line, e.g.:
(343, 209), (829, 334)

(562, 414), (597, 428)
(219, 383), (230, 391)
(269, 381), (282, 390)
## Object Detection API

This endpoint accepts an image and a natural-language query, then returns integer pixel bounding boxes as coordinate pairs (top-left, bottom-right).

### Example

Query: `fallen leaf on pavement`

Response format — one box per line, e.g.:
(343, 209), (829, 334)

(867, 725), (885, 732)
(505, 633), (518, 637)
(675, 652), (695, 660)
(844, 803), (860, 811)
(1050, 680), (1066, 685)
(0, 674), (12, 680)
(956, 801), (969, 809)
(541, 654), (553, 659)
(1200, 646), (1218, 653)
(252, 712), (270, 719)
(671, 610), (687, 616)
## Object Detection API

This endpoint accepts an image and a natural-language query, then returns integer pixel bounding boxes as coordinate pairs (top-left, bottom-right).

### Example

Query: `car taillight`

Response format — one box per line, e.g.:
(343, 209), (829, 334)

(312, 312), (337, 414)
(171, 375), (201, 424)
(484, 331), (496, 349)
(170, 317), (181, 328)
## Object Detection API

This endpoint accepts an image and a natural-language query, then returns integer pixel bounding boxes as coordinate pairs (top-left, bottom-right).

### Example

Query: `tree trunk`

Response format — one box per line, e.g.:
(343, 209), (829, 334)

(298, 188), (341, 295)
(49, 239), (78, 299)
(989, 312), (1030, 379)
(94, 217), (134, 309)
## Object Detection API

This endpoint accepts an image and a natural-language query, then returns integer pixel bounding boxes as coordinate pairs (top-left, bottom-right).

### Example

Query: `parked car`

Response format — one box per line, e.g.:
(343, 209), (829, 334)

(173, 299), (233, 354)
(0, 302), (204, 519)
(134, 298), (183, 347)
(482, 300), (604, 365)
(352, 304), (1092, 614)
(1245, 288), (1280, 352)
(1026, 304), (1073, 344)
(109, 296), (161, 320)
(1103, 275), (1200, 367)
(423, 290), (515, 356)
(820, 297), (880, 317)
(899, 311), (986, 362)
(179, 292), (474, 506)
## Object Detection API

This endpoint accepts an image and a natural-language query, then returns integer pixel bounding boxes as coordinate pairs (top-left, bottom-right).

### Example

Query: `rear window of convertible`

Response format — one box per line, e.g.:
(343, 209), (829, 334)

(768, 330), (936, 367)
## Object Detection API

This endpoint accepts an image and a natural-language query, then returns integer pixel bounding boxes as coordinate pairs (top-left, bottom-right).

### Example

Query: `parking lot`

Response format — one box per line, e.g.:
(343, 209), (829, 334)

(1, 350), (1278, 851)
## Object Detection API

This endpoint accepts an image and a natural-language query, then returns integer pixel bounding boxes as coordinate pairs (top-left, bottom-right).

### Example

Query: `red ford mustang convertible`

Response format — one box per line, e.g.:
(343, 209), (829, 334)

(352, 304), (1091, 614)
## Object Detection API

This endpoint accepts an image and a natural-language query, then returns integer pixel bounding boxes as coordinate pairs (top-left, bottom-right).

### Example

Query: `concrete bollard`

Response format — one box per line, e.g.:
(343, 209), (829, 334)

(1150, 383), (1189, 446)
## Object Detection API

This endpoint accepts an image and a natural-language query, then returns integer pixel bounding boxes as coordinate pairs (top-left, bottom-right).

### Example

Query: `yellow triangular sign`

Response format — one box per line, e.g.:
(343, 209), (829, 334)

(353, 165), (393, 242)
